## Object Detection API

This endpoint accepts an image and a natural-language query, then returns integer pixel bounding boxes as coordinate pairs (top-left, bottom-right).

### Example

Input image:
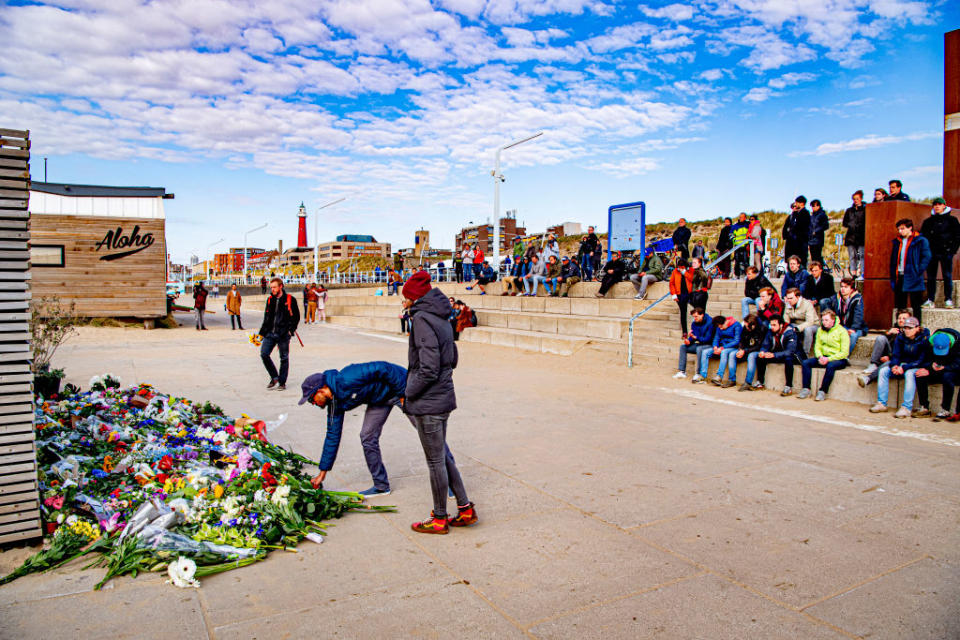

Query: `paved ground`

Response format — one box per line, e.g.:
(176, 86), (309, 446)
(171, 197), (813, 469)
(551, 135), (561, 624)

(1, 297), (959, 639)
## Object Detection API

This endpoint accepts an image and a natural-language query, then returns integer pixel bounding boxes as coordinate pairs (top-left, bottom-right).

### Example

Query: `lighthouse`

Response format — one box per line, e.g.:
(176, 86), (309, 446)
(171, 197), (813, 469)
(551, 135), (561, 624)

(296, 202), (308, 249)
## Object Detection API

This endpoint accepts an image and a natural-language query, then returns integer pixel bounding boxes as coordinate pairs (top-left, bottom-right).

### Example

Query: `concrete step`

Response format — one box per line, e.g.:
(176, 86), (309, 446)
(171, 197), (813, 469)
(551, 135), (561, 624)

(458, 326), (617, 355)
(474, 309), (628, 340)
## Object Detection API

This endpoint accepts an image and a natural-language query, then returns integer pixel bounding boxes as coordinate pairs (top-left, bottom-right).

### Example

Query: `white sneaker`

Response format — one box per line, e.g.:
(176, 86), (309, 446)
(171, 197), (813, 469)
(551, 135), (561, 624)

(869, 402), (887, 413)
(862, 363), (878, 375)
(947, 299), (955, 308)
(894, 406), (911, 418)
(673, 371), (687, 379)
(691, 375), (705, 384)
(922, 300), (935, 309)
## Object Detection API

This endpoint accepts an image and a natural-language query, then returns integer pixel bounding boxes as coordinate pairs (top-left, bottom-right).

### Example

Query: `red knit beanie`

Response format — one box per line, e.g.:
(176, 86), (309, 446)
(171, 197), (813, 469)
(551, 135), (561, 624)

(401, 270), (432, 301)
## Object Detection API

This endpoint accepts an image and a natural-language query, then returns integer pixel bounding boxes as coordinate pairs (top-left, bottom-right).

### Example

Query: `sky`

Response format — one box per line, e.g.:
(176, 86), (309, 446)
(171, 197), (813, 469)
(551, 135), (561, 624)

(2, 0), (956, 263)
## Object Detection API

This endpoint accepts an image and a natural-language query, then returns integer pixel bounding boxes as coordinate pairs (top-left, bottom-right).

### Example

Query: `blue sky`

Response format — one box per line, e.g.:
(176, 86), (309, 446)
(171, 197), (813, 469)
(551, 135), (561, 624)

(2, 0), (956, 262)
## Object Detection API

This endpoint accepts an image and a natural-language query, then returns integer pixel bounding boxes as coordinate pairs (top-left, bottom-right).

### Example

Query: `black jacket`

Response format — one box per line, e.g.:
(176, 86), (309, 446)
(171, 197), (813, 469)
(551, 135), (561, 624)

(579, 233), (600, 257)
(259, 290), (301, 337)
(842, 204), (866, 246)
(744, 274), (773, 300)
(738, 323), (765, 353)
(717, 224), (733, 252)
(887, 191), (911, 202)
(808, 272), (835, 302)
(601, 258), (625, 281)
(808, 210), (829, 247)
(782, 209), (811, 247)
(761, 325), (803, 362)
(929, 328), (960, 373)
(406, 288), (458, 415)
(672, 226), (691, 251)
(920, 210), (960, 257)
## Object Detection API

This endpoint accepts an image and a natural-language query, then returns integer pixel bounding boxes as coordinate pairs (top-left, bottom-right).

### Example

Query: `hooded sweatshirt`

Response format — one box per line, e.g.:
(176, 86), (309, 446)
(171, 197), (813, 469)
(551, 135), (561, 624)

(406, 288), (459, 415)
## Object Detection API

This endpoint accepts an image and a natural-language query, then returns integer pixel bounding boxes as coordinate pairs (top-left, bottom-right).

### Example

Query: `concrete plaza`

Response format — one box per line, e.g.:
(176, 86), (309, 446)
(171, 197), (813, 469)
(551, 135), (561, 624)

(1, 298), (958, 639)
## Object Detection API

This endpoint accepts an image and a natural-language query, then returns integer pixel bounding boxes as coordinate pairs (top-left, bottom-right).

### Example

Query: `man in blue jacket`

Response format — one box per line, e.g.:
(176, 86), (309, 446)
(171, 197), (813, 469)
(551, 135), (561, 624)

(807, 199), (829, 265)
(889, 218), (932, 324)
(870, 316), (931, 418)
(301, 361), (453, 498)
(780, 255), (813, 299)
(752, 315), (803, 396)
(674, 307), (713, 381)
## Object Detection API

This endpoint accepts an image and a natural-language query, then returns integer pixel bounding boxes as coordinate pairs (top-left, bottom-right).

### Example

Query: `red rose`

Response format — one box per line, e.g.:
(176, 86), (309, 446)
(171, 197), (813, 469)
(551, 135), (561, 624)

(157, 455), (173, 471)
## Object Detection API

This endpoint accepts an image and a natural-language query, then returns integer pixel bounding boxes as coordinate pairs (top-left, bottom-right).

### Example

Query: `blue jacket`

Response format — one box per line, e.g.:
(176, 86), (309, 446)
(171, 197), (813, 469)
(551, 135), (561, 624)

(890, 328), (931, 371)
(760, 325), (802, 362)
(689, 313), (715, 345)
(479, 265), (496, 280)
(781, 268), (813, 298)
(889, 232), (932, 292)
(808, 210), (829, 246)
(561, 260), (581, 279)
(318, 361), (407, 471)
(512, 261), (529, 278)
(712, 319), (742, 349)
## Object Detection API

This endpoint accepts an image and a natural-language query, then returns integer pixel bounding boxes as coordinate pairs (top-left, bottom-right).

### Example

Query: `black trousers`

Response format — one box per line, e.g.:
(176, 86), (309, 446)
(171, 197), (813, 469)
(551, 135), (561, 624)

(926, 253), (954, 303)
(598, 274), (620, 295)
(756, 355), (795, 387)
(229, 314), (244, 330)
(809, 244), (824, 265)
(676, 294), (690, 334)
(894, 276), (925, 323)
(690, 291), (708, 312)
(785, 242), (808, 265)
(917, 370), (958, 412)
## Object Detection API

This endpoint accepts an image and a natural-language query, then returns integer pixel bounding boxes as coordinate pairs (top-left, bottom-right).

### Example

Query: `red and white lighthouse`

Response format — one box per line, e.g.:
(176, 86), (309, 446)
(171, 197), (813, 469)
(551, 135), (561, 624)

(296, 202), (308, 249)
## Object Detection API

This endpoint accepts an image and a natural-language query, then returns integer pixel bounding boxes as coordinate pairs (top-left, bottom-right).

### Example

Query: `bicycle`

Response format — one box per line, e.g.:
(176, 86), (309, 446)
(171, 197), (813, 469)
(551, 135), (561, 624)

(826, 249), (853, 280)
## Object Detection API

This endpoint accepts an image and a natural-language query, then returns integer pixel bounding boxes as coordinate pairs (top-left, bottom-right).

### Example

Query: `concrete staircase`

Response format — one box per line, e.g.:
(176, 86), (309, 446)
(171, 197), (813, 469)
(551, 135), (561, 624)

(323, 279), (960, 410)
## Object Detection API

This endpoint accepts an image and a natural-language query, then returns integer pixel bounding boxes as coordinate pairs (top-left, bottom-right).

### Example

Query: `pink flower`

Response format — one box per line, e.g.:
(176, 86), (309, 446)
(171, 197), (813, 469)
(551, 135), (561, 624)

(44, 495), (65, 510)
(224, 424), (236, 435)
(99, 513), (121, 533)
(237, 448), (252, 472)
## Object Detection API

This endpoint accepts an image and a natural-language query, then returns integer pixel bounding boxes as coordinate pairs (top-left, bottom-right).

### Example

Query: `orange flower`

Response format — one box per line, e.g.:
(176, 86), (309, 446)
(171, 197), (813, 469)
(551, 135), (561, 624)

(103, 455), (114, 472)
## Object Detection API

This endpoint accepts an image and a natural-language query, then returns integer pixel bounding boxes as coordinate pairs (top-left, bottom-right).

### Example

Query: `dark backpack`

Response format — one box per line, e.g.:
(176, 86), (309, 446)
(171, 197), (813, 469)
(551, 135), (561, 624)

(470, 309), (478, 327)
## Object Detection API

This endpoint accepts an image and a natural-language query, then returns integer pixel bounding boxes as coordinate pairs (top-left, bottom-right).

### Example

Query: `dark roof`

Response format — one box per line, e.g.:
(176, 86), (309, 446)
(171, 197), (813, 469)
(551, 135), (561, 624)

(31, 182), (170, 198)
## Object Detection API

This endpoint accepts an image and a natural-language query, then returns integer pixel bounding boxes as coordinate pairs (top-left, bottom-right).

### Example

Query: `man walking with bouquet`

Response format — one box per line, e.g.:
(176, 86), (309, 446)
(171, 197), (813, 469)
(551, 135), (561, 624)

(401, 270), (477, 534)
(258, 277), (300, 391)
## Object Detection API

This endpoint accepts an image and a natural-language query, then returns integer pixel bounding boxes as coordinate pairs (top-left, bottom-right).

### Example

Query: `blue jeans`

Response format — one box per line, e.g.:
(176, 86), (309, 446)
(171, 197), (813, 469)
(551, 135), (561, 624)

(525, 275), (545, 295)
(741, 296), (760, 319)
(581, 256), (593, 281)
(544, 277), (558, 294)
(717, 347), (739, 381)
(260, 333), (291, 385)
(801, 357), (848, 393)
(388, 281), (400, 295)
(878, 363), (920, 410)
(848, 329), (866, 354)
(463, 263), (473, 282)
(745, 351), (761, 384)
(679, 343), (712, 373)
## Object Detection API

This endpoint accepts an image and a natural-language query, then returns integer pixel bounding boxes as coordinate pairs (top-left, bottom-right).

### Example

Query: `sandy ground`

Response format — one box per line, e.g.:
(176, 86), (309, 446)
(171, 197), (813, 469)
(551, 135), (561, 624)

(1, 298), (958, 639)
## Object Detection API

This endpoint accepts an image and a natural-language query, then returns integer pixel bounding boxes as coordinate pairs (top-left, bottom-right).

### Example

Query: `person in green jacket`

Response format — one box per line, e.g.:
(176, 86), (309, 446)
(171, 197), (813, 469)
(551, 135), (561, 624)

(630, 247), (665, 300)
(797, 309), (850, 401)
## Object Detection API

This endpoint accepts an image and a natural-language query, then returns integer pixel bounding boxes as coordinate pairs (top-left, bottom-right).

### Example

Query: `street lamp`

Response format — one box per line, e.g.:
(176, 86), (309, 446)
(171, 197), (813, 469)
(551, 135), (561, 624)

(243, 223), (268, 285)
(206, 237), (224, 282)
(492, 131), (543, 270)
(314, 197), (346, 282)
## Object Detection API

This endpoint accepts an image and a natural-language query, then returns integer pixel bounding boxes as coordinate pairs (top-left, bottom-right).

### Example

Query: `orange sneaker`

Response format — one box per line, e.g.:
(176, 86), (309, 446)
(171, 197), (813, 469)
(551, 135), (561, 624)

(449, 502), (478, 527)
(411, 513), (449, 534)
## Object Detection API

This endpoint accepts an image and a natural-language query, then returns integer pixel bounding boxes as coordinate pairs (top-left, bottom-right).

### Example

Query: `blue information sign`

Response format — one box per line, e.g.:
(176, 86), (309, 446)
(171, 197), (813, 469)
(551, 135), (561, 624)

(607, 201), (645, 260)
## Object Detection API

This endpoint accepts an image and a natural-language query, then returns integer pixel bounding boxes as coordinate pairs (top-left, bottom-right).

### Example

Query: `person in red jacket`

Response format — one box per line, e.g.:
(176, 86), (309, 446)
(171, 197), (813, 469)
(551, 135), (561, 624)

(669, 258), (696, 334)
(193, 282), (208, 331)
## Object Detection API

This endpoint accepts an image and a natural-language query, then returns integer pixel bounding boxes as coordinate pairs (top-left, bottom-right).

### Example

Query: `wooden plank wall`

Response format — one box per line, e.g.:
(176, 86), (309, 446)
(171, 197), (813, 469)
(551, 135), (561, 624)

(31, 215), (167, 317)
(0, 127), (41, 545)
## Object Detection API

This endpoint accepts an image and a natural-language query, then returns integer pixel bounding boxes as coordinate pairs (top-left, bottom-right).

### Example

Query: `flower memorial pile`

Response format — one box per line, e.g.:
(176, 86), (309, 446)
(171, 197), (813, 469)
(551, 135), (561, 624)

(0, 379), (393, 589)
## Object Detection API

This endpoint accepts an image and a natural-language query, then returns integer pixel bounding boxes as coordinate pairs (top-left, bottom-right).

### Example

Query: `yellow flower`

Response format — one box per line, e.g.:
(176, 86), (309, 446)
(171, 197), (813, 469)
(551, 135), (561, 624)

(213, 485), (224, 499)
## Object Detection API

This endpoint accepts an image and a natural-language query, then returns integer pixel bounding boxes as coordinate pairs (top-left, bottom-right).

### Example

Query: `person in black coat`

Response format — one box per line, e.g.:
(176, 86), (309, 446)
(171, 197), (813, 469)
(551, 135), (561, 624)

(887, 179), (910, 201)
(596, 251), (626, 297)
(842, 190), (866, 278)
(783, 196), (811, 265)
(258, 278), (300, 390)
(672, 218), (692, 261)
(916, 328), (960, 419)
(920, 197), (960, 308)
(716, 217), (733, 279)
(400, 271), (476, 534)
(808, 199), (829, 265)
(807, 261), (835, 308)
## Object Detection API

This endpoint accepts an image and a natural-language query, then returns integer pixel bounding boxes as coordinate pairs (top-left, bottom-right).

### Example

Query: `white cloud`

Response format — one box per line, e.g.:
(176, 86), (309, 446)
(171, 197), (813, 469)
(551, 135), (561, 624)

(790, 130), (941, 156)
(641, 3), (695, 21)
(742, 87), (776, 102)
(768, 71), (816, 89)
(586, 157), (660, 177)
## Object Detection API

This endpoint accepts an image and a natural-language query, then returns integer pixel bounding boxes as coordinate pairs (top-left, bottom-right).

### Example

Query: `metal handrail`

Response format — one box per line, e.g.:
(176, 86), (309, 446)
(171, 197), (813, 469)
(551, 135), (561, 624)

(627, 240), (754, 368)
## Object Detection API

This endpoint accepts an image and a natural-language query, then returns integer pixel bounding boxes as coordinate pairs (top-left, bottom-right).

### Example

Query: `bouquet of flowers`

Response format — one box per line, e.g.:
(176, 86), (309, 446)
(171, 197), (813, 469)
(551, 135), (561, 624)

(2, 380), (393, 589)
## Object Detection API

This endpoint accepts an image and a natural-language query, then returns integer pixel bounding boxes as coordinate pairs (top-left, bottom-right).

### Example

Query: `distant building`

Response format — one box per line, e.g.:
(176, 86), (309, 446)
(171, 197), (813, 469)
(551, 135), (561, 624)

(455, 216), (525, 254)
(547, 222), (583, 238)
(316, 235), (391, 260)
(248, 250), (278, 270)
(213, 252), (244, 273)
